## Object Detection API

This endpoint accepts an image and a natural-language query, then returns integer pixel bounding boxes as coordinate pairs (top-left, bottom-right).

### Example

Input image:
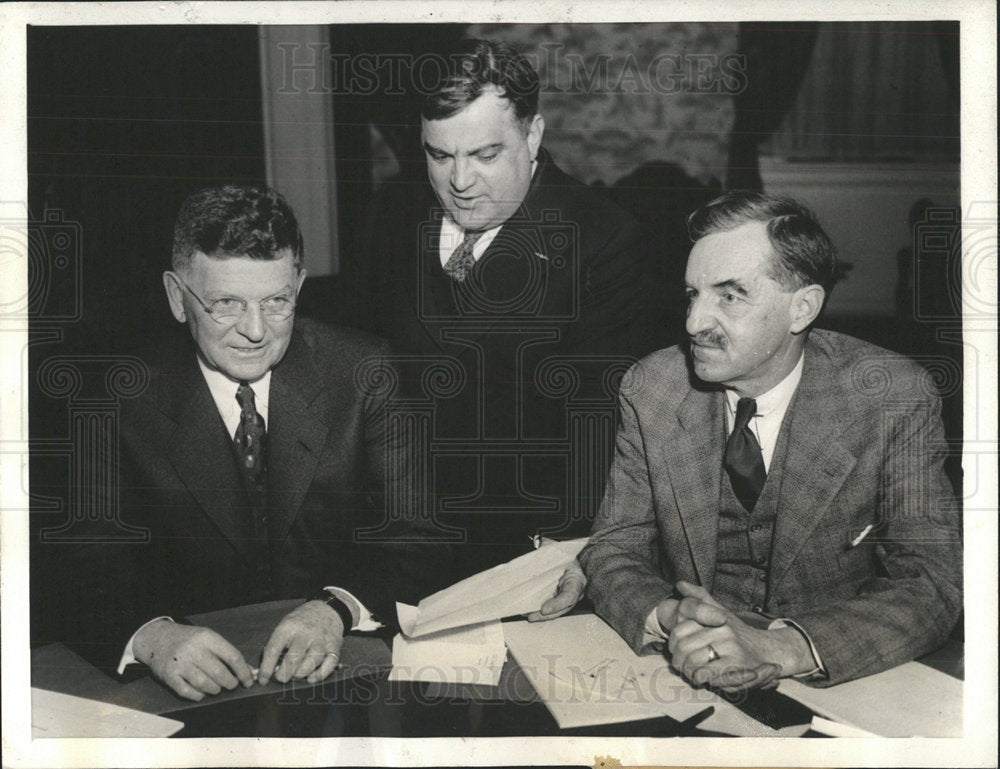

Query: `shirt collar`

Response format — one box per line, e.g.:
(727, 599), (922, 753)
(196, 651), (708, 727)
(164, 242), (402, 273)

(197, 357), (271, 412)
(725, 352), (804, 418)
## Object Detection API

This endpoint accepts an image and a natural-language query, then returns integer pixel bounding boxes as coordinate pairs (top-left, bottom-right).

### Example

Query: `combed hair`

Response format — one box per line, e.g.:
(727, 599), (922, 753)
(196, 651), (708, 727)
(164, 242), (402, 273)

(421, 38), (539, 126)
(171, 185), (303, 270)
(686, 191), (839, 294)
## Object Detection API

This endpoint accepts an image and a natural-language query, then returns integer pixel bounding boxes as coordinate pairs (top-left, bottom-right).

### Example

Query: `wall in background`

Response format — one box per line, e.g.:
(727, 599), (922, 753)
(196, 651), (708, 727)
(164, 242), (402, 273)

(466, 22), (737, 187)
(761, 159), (961, 318)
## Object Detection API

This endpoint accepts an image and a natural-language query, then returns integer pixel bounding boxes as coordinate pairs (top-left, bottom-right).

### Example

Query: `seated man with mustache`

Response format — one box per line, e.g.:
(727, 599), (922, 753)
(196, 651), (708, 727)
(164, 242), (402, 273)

(580, 191), (962, 690)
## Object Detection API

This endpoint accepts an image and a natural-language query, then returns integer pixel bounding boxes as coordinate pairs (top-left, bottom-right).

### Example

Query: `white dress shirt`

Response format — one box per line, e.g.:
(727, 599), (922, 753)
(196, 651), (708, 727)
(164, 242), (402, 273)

(722, 353), (804, 471)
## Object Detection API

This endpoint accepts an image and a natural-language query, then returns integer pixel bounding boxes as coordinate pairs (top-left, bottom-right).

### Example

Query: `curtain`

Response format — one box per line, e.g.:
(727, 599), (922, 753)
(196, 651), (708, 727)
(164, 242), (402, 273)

(726, 22), (819, 190)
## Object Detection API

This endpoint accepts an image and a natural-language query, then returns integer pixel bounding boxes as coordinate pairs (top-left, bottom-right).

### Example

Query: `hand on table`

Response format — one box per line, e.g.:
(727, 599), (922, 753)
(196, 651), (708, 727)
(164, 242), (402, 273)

(258, 600), (346, 686)
(133, 620), (254, 701)
(526, 559), (586, 622)
(663, 581), (811, 693)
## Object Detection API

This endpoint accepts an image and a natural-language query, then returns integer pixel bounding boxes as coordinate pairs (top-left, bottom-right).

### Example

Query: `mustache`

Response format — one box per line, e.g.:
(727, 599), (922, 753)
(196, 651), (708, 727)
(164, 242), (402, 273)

(690, 332), (726, 349)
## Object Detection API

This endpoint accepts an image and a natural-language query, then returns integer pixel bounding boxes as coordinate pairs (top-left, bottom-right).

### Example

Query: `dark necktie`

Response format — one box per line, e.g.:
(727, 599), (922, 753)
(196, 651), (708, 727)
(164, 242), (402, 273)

(443, 229), (485, 282)
(724, 397), (766, 512)
(234, 383), (266, 486)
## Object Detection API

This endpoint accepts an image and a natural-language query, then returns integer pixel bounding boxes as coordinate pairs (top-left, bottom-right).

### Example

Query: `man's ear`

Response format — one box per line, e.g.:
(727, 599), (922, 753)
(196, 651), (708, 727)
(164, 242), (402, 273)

(295, 268), (308, 296)
(526, 113), (545, 160)
(162, 272), (187, 323)
(789, 284), (825, 334)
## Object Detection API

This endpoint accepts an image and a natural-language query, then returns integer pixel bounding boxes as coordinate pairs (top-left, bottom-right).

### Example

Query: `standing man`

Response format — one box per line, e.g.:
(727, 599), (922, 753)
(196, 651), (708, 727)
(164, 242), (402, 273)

(327, 39), (669, 585)
(68, 185), (440, 700)
(580, 192), (962, 689)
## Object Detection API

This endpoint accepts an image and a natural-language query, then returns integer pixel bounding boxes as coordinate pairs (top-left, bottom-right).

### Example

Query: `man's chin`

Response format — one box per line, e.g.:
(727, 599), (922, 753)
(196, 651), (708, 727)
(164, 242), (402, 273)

(448, 206), (500, 232)
(690, 358), (726, 385)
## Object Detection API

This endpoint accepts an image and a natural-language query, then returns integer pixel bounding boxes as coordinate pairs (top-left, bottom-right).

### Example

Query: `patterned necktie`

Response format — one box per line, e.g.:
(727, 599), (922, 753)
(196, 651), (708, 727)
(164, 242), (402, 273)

(724, 397), (766, 512)
(234, 382), (266, 486)
(443, 229), (485, 282)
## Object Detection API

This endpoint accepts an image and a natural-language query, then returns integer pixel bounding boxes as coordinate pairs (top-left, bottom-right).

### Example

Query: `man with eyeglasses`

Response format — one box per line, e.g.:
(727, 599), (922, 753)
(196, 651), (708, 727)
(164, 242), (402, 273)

(68, 185), (440, 701)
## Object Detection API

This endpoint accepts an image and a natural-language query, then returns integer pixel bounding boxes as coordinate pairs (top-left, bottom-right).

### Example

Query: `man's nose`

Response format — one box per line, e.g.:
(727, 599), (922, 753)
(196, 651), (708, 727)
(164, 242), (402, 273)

(450, 157), (475, 192)
(235, 304), (266, 341)
(685, 294), (714, 337)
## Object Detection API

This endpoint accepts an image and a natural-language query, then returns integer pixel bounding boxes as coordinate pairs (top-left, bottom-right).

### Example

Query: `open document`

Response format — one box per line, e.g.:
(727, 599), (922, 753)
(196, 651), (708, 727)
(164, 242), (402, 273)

(389, 603), (506, 686)
(504, 614), (720, 730)
(400, 538), (588, 637)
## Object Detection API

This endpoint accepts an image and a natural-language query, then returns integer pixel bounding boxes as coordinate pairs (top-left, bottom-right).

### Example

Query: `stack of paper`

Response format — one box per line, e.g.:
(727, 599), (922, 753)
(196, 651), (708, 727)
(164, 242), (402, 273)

(389, 603), (506, 686)
(779, 661), (963, 737)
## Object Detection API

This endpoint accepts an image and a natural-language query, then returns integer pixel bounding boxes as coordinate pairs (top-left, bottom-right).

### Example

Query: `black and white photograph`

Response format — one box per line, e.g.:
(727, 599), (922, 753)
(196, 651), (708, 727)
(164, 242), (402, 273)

(1, 2), (995, 767)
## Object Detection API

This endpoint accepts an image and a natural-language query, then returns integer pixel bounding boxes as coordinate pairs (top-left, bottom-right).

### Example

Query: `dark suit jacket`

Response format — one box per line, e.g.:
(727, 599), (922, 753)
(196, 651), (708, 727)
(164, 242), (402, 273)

(579, 330), (963, 686)
(68, 318), (445, 673)
(311, 148), (673, 574)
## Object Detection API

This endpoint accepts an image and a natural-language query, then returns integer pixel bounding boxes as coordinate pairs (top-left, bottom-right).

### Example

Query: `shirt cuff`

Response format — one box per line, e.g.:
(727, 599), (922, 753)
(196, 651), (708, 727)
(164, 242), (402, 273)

(640, 607), (670, 653)
(323, 587), (383, 632)
(117, 616), (173, 675)
(768, 617), (827, 679)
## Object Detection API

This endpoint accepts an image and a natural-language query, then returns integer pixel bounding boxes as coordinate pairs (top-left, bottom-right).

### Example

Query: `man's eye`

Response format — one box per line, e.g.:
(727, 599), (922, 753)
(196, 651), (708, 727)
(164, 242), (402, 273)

(262, 297), (294, 312)
(722, 293), (740, 304)
(211, 298), (244, 312)
(479, 152), (498, 162)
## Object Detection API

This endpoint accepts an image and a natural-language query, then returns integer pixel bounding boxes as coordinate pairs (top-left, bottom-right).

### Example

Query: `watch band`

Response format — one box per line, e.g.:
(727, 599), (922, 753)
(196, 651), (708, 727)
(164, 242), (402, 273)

(307, 590), (355, 633)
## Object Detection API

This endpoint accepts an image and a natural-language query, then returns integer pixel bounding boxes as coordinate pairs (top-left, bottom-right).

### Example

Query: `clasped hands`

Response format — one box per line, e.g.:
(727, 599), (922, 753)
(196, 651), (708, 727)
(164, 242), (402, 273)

(658, 581), (813, 693)
(133, 599), (345, 701)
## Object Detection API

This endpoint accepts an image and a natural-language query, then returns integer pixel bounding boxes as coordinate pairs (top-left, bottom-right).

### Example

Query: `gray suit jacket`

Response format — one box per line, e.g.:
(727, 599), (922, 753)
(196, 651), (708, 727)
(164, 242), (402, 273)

(580, 330), (962, 686)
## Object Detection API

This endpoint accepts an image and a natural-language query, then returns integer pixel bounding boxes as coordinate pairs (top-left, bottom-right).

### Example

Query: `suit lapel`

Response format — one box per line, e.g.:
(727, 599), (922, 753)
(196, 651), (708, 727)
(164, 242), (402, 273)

(266, 328), (329, 543)
(768, 342), (857, 591)
(158, 336), (255, 561)
(666, 383), (725, 590)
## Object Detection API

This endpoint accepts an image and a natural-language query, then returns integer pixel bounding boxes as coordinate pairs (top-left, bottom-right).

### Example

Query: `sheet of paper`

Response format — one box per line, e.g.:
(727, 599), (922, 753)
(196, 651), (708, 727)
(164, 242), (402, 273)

(389, 603), (506, 686)
(503, 614), (734, 730)
(779, 661), (963, 737)
(401, 538), (588, 637)
(31, 688), (184, 738)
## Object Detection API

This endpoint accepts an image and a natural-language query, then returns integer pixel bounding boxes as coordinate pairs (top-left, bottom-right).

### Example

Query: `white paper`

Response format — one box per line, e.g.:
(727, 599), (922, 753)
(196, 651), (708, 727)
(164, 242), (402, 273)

(779, 661), (963, 737)
(503, 614), (737, 730)
(400, 538), (588, 637)
(31, 688), (185, 738)
(389, 603), (506, 686)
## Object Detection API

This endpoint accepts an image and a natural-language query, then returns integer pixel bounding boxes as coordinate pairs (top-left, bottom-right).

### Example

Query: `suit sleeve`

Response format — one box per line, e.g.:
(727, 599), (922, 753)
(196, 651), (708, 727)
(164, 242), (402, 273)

(324, 346), (455, 628)
(564, 216), (676, 362)
(579, 365), (676, 653)
(788, 389), (963, 686)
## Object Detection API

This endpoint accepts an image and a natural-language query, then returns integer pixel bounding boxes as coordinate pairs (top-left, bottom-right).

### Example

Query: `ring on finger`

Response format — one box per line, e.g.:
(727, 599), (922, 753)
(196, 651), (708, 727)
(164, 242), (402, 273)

(705, 644), (720, 663)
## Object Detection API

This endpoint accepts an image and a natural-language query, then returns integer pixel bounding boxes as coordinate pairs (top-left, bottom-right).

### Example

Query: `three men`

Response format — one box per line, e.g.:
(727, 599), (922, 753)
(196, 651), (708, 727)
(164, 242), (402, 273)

(328, 39), (668, 580)
(69, 186), (441, 700)
(580, 191), (962, 689)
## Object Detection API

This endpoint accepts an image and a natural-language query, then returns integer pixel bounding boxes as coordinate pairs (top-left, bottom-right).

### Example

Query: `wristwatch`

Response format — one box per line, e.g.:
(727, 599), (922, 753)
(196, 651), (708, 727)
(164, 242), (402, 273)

(307, 589), (355, 633)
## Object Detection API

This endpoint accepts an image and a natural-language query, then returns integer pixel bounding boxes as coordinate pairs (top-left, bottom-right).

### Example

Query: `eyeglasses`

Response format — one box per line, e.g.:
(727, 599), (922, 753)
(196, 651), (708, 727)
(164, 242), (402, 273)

(173, 274), (296, 324)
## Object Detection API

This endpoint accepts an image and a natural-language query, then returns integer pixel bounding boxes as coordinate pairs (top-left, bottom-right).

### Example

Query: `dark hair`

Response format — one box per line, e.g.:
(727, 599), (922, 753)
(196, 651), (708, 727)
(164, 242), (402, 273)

(171, 185), (303, 270)
(420, 38), (539, 126)
(686, 191), (839, 294)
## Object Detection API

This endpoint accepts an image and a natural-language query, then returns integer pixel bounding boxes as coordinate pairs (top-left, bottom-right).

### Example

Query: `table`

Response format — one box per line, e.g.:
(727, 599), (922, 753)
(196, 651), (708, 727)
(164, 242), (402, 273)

(30, 601), (963, 738)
